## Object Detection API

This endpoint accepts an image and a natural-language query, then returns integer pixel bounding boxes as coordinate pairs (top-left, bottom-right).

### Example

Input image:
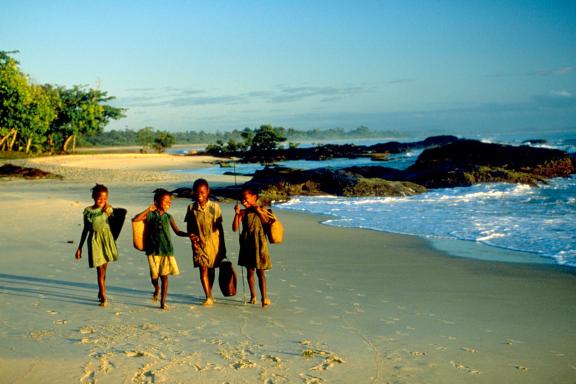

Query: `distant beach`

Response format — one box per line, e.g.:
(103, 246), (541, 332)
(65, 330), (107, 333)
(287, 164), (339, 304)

(1, 152), (575, 383)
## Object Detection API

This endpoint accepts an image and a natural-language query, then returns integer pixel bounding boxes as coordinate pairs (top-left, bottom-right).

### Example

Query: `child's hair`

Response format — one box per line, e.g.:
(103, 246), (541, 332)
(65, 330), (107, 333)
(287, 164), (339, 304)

(241, 184), (259, 197)
(153, 188), (172, 206)
(91, 184), (108, 199)
(192, 178), (209, 192)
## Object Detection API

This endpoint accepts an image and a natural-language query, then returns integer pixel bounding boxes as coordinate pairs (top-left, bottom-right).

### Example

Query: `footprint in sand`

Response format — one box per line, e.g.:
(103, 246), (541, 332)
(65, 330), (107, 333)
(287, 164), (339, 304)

(80, 362), (96, 384)
(450, 361), (481, 375)
(299, 373), (325, 383)
(310, 354), (345, 371)
(79, 326), (95, 334)
(125, 350), (151, 358)
(46, 310), (58, 315)
(79, 369), (95, 384)
(262, 354), (282, 363)
(53, 319), (68, 325)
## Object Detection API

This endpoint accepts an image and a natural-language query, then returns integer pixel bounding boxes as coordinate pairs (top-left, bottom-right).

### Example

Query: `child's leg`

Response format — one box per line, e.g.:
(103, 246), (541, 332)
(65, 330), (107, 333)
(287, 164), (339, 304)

(150, 273), (160, 301)
(246, 268), (257, 303)
(199, 266), (214, 305)
(96, 263), (108, 304)
(160, 275), (169, 309)
(148, 257), (160, 301)
(256, 269), (270, 307)
(208, 268), (215, 290)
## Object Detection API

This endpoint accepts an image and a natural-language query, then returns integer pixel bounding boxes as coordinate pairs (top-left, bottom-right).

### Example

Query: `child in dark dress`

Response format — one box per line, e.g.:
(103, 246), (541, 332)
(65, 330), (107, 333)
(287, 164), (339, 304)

(232, 186), (273, 307)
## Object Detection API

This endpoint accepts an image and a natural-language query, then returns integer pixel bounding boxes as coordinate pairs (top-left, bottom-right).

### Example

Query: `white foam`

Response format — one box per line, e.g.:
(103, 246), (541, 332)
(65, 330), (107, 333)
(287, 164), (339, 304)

(277, 177), (576, 267)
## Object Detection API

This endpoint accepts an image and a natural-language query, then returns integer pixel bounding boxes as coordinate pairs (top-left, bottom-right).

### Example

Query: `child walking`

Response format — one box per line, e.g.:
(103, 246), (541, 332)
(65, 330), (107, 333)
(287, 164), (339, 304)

(184, 179), (226, 306)
(132, 189), (189, 310)
(232, 185), (273, 307)
(75, 184), (118, 307)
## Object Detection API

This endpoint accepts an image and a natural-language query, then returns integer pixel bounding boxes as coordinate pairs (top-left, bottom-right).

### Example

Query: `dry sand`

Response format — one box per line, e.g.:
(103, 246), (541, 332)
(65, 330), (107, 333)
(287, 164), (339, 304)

(1, 153), (575, 383)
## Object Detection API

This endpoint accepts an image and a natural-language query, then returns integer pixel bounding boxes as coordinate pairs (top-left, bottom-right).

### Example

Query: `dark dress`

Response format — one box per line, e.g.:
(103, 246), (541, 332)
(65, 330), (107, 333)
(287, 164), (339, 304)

(238, 209), (271, 270)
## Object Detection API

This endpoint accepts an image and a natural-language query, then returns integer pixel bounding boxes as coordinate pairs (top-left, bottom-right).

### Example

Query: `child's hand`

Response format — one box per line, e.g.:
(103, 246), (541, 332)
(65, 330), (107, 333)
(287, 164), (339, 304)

(234, 204), (242, 214)
(75, 248), (82, 260)
(149, 204), (157, 212)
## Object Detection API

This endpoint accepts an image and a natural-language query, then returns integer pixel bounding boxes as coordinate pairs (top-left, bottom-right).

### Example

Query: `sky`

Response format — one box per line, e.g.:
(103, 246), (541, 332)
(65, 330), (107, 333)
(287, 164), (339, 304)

(1, 0), (575, 138)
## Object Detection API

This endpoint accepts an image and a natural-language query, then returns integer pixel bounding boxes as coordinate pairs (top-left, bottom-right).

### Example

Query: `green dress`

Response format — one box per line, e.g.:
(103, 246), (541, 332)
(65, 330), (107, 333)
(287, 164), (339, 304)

(83, 207), (118, 268)
(238, 209), (271, 270)
(145, 211), (174, 256)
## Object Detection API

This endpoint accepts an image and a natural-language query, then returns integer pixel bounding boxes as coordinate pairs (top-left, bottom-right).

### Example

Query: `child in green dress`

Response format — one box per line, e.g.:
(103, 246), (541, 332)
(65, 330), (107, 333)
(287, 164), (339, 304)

(132, 189), (189, 310)
(184, 178), (226, 306)
(232, 185), (273, 307)
(75, 184), (118, 307)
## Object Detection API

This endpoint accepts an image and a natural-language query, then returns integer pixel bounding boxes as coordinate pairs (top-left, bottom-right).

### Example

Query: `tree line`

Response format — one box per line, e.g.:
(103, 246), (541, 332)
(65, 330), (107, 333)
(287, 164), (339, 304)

(83, 125), (401, 149)
(0, 51), (125, 155)
(1, 50), (402, 156)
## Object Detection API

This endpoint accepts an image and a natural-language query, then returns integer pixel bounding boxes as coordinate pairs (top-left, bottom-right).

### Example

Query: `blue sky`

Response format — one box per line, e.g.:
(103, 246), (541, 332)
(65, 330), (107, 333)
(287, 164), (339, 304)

(1, 0), (575, 137)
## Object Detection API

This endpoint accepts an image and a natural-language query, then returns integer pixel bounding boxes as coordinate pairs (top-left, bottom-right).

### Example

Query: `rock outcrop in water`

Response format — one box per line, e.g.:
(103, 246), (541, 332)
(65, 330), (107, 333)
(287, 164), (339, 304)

(202, 166), (427, 203)
(402, 139), (574, 188)
(232, 135), (459, 163)
(176, 138), (575, 204)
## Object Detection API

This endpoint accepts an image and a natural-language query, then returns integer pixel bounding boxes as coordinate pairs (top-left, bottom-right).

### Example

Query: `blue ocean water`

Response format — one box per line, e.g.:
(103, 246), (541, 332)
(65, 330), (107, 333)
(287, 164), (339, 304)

(175, 131), (576, 267)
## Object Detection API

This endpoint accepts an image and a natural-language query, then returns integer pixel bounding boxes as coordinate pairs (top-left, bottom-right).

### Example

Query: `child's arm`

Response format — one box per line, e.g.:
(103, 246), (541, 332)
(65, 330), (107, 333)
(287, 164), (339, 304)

(254, 205), (273, 225)
(75, 223), (88, 260)
(169, 216), (189, 237)
(232, 204), (244, 232)
(132, 204), (155, 222)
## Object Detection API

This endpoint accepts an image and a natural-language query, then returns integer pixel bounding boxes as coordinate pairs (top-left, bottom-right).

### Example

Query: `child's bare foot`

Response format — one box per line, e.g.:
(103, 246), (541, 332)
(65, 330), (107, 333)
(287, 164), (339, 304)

(203, 297), (214, 306)
(152, 288), (160, 303)
(262, 298), (271, 308)
(160, 303), (169, 311)
(249, 296), (257, 304)
(99, 299), (108, 307)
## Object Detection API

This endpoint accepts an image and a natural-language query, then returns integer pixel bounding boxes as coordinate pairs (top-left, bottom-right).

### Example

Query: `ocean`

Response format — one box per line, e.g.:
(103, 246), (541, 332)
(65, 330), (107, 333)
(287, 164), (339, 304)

(176, 131), (576, 267)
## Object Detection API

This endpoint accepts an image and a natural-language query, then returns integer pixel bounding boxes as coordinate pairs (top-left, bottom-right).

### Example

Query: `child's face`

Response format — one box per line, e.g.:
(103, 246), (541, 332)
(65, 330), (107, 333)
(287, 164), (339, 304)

(94, 191), (108, 208)
(156, 195), (172, 212)
(194, 185), (209, 207)
(241, 191), (258, 208)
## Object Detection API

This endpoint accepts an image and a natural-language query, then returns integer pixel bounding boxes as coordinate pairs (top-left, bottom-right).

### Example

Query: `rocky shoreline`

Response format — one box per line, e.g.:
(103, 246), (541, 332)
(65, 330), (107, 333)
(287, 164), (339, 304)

(197, 137), (576, 204)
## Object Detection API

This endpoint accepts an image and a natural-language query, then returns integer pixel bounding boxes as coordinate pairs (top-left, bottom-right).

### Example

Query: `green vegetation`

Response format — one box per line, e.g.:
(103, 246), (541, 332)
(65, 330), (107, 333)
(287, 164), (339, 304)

(0, 51), (125, 155)
(1, 51), (403, 156)
(80, 125), (402, 150)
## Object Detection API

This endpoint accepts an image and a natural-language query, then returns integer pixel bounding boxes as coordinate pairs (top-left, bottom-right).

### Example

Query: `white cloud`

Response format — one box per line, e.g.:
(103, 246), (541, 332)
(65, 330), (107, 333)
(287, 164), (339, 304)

(550, 90), (572, 97)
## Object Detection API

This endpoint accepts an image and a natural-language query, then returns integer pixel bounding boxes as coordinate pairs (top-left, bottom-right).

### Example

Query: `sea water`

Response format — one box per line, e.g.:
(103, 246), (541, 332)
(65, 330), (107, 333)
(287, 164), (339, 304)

(174, 132), (576, 267)
(278, 177), (576, 267)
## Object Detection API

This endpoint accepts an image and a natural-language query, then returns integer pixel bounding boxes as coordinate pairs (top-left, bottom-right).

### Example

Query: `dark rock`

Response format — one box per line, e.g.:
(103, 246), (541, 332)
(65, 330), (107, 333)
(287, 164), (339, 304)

(218, 135), (460, 163)
(342, 178), (426, 197)
(404, 139), (573, 188)
(197, 137), (575, 204)
(210, 165), (427, 204)
(0, 163), (62, 179)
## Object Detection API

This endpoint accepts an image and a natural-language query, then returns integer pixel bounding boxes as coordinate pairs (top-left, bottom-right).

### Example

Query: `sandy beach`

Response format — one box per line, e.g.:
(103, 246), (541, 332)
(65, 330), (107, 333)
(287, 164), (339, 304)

(1, 153), (575, 383)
